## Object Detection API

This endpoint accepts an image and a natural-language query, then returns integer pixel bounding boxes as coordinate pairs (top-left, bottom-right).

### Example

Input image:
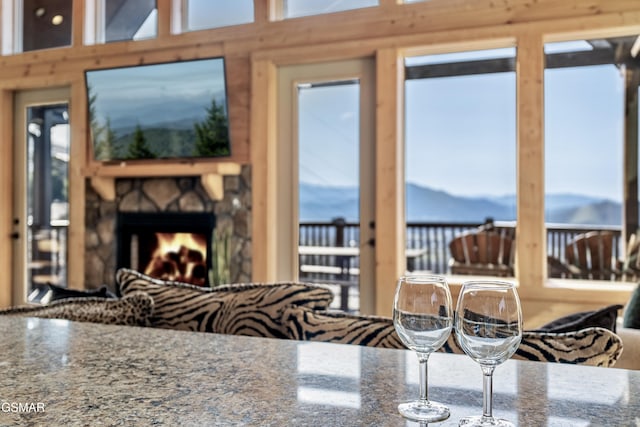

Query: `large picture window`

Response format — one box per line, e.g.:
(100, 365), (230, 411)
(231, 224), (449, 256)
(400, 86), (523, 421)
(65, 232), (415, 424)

(544, 38), (633, 281)
(404, 47), (517, 276)
(282, 0), (378, 19)
(181, 0), (254, 32)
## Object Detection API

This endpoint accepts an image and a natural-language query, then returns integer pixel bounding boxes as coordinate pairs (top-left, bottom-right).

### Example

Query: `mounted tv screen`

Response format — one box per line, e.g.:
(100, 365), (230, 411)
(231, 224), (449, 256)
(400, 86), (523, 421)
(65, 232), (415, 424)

(85, 57), (230, 161)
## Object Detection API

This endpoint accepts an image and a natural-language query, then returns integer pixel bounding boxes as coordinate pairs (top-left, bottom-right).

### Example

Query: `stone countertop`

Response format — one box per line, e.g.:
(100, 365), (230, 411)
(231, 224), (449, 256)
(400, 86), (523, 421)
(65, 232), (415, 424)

(0, 317), (638, 426)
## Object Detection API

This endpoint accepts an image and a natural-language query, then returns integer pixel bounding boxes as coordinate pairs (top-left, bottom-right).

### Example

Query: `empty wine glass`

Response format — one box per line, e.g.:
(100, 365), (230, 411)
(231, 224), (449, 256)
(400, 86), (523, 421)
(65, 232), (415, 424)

(393, 275), (453, 422)
(455, 281), (522, 427)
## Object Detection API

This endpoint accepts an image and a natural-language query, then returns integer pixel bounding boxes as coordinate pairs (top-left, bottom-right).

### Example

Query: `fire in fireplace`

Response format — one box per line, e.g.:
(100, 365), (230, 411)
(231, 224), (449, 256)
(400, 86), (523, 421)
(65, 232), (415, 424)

(143, 232), (208, 285)
(117, 212), (216, 287)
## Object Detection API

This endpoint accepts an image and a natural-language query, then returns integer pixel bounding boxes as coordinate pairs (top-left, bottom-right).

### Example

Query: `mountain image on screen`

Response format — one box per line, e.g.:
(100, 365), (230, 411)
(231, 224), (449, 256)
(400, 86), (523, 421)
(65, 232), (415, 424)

(89, 94), (229, 160)
(86, 57), (231, 161)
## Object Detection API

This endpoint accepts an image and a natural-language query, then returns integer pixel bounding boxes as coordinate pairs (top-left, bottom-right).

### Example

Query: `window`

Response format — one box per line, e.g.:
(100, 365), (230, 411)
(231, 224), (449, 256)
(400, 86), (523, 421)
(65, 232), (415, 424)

(282, 0), (378, 19)
(404, 47), (517, 276)
(181, 0), (253, 32)
(21, 0), (73, 52)
(88, 0), (157, 44)
(544, 38), (630, 280)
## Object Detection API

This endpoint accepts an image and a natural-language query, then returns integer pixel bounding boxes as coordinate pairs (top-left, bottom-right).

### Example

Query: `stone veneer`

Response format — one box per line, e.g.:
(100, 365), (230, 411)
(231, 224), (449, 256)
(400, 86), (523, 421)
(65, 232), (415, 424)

(84, 165), (251, 292)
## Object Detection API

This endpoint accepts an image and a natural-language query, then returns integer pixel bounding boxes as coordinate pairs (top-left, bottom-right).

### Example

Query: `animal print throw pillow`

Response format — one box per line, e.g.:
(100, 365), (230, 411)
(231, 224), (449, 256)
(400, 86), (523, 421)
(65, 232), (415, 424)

(116, 268), (334, 338)
(440, 327), (623, 367)
(0, 292), (153, 327)
(281, 304), (622, 367)
(281, 305), (406, 349)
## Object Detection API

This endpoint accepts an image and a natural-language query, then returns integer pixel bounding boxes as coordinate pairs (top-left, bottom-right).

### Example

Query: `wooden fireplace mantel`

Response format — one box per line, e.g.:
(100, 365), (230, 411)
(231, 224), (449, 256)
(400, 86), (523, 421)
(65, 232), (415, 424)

(84, 161), (243, 201)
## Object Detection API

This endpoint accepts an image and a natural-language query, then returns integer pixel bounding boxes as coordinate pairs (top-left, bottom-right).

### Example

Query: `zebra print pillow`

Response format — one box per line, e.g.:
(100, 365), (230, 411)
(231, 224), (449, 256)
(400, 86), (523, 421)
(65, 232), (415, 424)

(282, 305), (622, 366)
(440, 327), (623, 367)
(116, 268), (334, 338)
(281, 306), (405, 348)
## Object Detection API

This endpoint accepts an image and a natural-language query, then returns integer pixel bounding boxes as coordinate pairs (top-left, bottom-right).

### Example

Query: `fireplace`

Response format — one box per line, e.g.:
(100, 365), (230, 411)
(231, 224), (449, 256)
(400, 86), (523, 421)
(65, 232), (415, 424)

(117, 212), (216, 287)
(85, 172), (251, 291)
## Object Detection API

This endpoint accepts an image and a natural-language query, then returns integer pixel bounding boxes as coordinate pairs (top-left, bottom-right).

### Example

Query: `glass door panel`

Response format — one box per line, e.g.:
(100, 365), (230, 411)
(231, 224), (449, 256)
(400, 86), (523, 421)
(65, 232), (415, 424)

(297, 80), (361, 312)
(14, 89), (70, 304)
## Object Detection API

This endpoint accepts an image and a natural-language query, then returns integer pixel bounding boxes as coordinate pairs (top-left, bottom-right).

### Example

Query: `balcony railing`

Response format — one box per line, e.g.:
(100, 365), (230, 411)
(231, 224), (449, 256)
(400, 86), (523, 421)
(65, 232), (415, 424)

(299, 218), (623, 278)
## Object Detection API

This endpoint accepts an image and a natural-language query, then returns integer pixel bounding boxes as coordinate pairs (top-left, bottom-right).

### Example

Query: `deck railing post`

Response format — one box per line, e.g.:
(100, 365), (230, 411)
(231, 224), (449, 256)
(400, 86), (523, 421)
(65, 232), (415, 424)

(331, 217), (349, 278)
(332, 217), (346, 247)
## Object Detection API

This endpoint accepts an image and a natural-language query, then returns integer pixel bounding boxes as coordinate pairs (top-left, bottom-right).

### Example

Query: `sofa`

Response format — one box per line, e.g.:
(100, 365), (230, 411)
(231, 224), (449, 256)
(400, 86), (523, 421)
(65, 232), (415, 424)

(2, 268), (639, 370)
(614, 326), (640, 369)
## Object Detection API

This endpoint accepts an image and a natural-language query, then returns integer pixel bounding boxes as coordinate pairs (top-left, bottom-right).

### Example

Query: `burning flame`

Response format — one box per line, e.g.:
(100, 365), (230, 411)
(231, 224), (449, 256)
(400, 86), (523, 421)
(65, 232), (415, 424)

(144, 232), (208, 286)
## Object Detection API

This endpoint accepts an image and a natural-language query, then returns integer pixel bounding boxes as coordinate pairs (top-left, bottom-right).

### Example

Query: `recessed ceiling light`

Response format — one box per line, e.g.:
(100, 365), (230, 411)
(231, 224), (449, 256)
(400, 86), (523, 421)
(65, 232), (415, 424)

(34, 7), (45, 17)
(51, 15), (63, 25)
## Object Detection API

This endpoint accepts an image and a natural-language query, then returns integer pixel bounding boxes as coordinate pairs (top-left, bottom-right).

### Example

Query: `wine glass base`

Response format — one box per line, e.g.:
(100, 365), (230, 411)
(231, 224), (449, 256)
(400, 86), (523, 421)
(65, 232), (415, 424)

(398, 400), (450, 422)
(459, 415), (515, 426)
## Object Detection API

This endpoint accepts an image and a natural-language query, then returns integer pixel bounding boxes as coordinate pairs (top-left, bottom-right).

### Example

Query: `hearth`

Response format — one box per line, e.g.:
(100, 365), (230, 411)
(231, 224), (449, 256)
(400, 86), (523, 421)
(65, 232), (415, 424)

(117, 212), (216, 287)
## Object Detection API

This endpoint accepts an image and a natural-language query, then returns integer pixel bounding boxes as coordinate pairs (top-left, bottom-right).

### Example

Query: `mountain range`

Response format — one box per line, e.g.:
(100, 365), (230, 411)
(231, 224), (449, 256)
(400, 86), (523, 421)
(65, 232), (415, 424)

(299, 182), (621, 225)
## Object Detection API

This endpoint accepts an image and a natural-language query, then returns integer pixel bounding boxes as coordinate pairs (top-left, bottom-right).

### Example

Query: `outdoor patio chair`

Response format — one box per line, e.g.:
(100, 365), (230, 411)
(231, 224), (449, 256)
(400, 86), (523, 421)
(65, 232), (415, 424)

(448, 229), (514, 277)
(622, 231), (640, 281)
(564, 231), (621, 280)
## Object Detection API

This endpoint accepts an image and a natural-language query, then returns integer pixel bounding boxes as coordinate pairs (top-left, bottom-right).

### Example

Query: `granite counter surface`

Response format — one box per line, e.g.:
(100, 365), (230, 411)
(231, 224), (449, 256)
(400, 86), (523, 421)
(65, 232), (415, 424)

(0, 317), (638, 426)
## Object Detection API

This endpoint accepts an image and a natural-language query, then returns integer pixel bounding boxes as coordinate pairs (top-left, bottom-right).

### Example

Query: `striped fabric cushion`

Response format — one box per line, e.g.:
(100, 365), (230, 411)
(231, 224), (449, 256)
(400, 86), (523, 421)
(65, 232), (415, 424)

(281, 306), (405, 349)
(116, 268), (334, 338)
(441, 327), (623, 367)
(282, 304), (622, 366)
(0, 292), (154, 327)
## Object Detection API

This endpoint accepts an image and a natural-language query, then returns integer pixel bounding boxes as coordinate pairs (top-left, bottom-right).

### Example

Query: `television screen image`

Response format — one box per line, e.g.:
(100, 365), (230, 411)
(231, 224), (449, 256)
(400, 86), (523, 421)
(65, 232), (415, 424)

(85, 57), (230, 161)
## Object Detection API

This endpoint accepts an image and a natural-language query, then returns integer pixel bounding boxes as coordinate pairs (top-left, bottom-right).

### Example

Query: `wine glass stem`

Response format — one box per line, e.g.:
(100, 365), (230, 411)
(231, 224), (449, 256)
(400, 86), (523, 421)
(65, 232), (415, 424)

(418, 353), (429, 403)
(481, 365), (495, 419)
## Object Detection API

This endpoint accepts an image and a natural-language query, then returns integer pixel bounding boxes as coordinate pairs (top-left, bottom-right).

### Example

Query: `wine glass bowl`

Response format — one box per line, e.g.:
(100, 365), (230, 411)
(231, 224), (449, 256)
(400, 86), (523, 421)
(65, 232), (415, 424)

(455, 281), (522, 427)
(393, 275), (453, 422)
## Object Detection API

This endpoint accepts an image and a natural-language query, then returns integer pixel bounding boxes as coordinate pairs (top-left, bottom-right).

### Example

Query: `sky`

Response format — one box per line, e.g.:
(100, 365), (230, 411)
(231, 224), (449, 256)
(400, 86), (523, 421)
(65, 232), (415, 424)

(299, 85), (360, 188)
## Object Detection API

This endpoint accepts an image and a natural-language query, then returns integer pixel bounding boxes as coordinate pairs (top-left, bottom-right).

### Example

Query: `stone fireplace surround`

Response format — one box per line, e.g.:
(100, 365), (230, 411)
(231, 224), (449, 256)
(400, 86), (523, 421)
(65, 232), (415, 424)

(84, 166), (251, 292)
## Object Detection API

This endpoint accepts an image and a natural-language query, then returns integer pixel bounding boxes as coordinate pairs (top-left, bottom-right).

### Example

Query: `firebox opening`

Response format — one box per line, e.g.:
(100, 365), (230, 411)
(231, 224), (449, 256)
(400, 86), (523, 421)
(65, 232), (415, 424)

(117, 212), (216, 289)
(143, 232), (208, 286)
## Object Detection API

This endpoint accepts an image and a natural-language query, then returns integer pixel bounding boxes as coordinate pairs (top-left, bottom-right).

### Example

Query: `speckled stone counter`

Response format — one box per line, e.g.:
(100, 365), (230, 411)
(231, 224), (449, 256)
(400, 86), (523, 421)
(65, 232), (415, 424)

(0, 317), (638, 426)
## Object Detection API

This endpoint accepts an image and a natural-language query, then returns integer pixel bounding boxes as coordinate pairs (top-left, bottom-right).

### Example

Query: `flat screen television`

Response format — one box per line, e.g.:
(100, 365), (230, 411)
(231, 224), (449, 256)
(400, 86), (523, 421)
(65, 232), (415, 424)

(85, 57), (230, 162)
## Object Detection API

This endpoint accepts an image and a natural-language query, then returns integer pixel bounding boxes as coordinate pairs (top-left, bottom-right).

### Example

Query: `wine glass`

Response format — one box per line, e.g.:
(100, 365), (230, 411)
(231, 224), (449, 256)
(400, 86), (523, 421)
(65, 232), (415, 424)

(455, 281), (522, 427)
(393, 275), (453, 422)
